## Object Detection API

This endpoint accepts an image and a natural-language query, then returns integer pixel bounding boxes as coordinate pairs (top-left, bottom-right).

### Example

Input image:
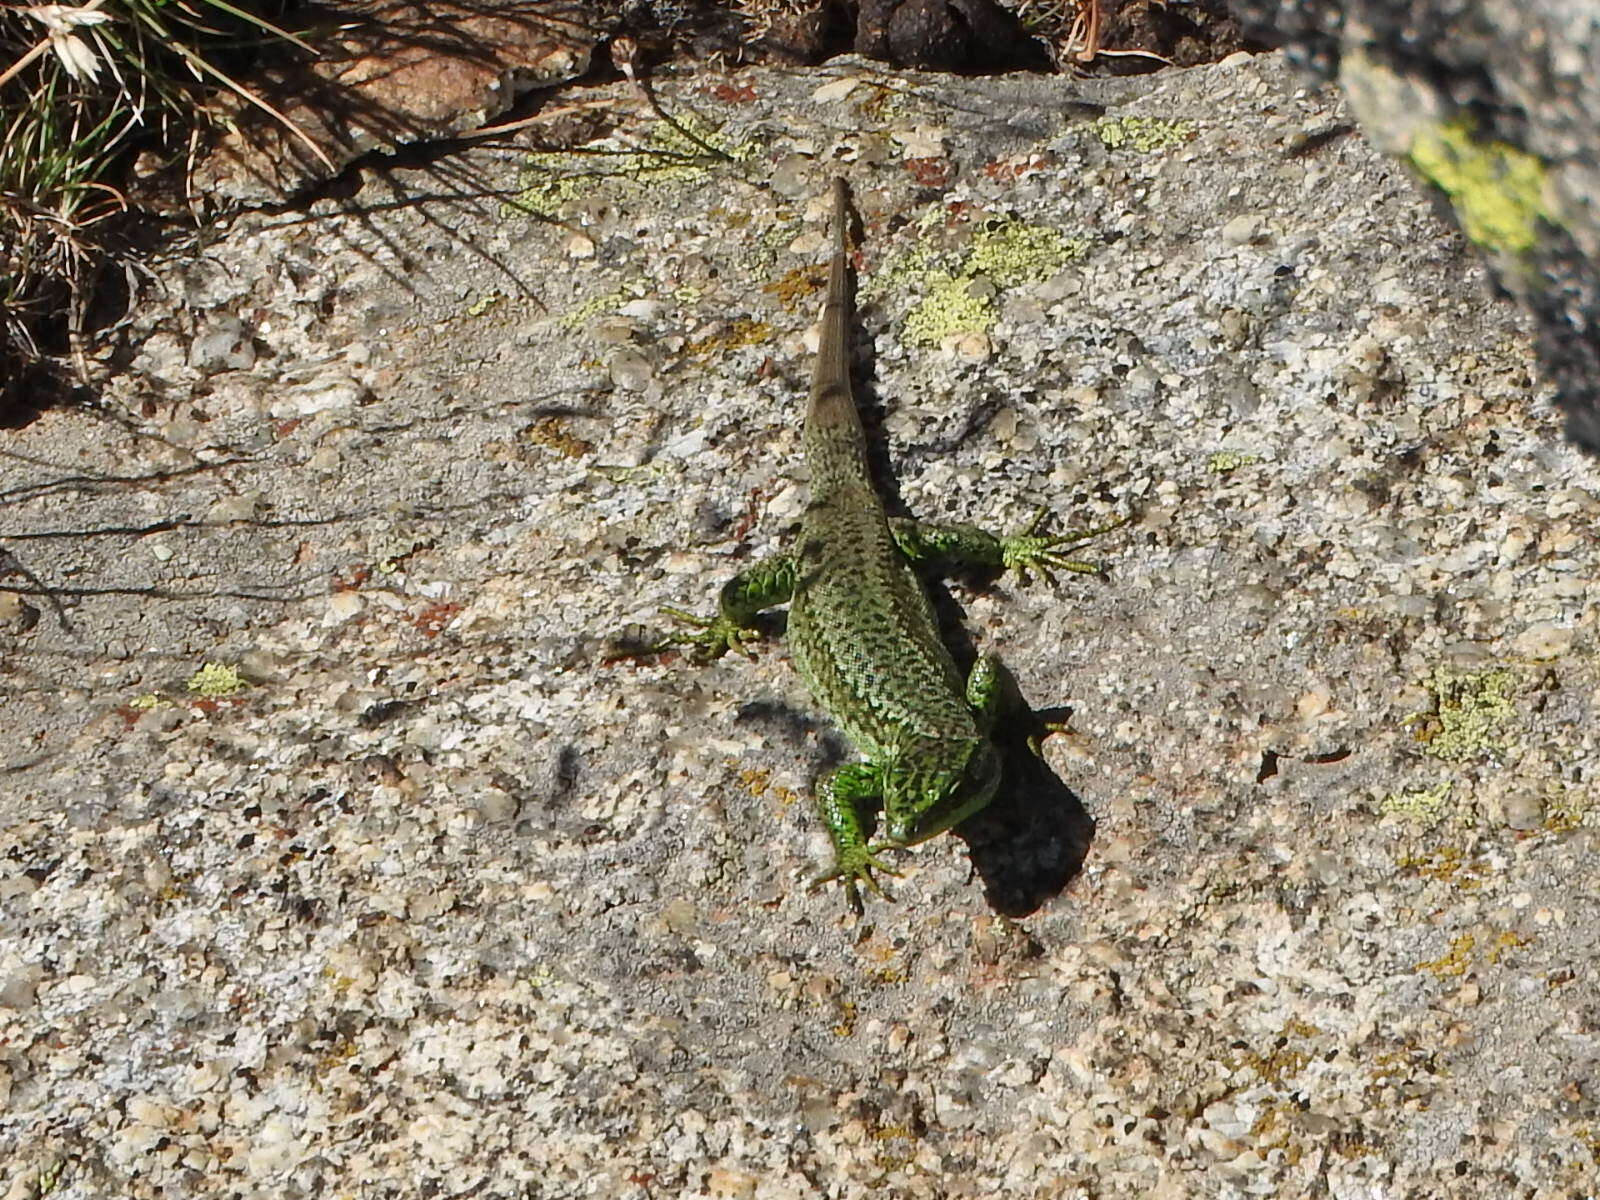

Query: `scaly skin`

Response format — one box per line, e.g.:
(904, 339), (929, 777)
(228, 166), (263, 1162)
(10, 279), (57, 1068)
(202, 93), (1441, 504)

(667, 178), (1123, 908)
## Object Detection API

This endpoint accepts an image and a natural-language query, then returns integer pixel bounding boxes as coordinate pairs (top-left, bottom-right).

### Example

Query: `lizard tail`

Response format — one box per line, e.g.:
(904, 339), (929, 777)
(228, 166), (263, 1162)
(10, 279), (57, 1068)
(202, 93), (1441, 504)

(805, 177), (867, 458)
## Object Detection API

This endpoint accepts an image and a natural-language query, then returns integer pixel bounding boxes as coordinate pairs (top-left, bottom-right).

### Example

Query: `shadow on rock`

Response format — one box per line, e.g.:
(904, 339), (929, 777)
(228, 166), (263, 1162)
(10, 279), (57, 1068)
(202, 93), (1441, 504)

(957, 714), (1096, 918)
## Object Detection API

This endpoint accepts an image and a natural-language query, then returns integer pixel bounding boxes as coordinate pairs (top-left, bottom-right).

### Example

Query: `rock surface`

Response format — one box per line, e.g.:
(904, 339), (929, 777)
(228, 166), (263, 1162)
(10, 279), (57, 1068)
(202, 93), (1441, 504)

(2, 52), (1598, 1198)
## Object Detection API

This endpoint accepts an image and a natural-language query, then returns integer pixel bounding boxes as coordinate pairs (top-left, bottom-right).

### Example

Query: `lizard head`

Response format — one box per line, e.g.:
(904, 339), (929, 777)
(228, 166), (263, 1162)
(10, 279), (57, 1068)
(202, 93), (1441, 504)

(881, 738), (1002, 847)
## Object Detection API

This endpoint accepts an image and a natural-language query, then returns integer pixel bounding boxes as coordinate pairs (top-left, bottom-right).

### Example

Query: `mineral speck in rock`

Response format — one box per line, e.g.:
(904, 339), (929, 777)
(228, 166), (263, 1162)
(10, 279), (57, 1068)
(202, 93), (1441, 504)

(188, 316), (256, 373)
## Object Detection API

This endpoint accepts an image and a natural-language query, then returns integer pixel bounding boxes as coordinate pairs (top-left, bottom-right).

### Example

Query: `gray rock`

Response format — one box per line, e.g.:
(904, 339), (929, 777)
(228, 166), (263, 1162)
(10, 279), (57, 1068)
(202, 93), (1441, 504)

(1, 52), (1596, 1200)
(188, 315), (255, 373)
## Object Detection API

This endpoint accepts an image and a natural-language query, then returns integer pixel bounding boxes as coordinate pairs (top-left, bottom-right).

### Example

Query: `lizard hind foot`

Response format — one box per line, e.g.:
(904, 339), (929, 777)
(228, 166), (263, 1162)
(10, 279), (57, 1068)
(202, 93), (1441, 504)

(811, 847), (902, 910)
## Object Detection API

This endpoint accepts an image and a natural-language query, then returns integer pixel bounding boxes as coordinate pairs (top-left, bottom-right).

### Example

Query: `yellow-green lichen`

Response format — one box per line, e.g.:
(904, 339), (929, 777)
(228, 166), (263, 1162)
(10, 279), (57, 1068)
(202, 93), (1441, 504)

(1093, 116), (1197, 153)
(1408, 666), (1516, 762)
(186, 663), (246, 698)
(1409, 118), (1554, 256)
(902, 272), (995, 347)
(129, 692), (168, 711)
(465, 290), (504, 318)
(505, 111), (755, 220)
(967, 217), (1086, 287)
(556, 287), (634, 332)
(504, 168), (588, 218)
(1207, 451), (1261, 473)
(890, 216), (1084, 346)
(1379, 781), (1452, 827)
(35, 1160), (66, 1197)
(368, 532), (428, 575)
(759, 220), (801, 250)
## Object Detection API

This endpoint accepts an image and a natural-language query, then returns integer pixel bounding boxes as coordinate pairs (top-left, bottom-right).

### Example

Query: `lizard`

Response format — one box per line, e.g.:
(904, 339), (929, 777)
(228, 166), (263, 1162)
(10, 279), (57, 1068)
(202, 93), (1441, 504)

(665, 177), (1123, 908)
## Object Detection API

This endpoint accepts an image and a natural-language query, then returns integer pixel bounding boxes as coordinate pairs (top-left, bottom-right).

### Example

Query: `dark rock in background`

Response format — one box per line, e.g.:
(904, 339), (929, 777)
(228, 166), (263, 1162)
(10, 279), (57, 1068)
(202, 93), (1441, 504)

(1227, 0), (1600, 453)
(856, 0), (1051, 72)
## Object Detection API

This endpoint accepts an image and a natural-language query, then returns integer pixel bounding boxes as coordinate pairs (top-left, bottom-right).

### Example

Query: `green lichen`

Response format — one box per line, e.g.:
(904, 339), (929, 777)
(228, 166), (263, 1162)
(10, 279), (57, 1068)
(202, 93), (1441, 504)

(368, 532), (428, 575)
(465, 290), (504, 318)
(1409, 118), (1554, 256)
(129, 693), (168, 711)
(505, 111), (756, 219)
(1207, 451), (1261, 473)
(755, 219), (801, 254)
(186, 663), (246, 698)
(967, 217), (1086, 287)
(1379, 781), (1452, 827)
(726, 220), (794, 280)
(902, 272), (995, 347)
(891, 216), (1085, 346)
(35, 1160), (65, 1197)
(503, 167), (588, 218)
(646, 109), (760, 168)
(1093, 116), (1197, 153)
(555, 287), (634, 332)
(1409, 667), (1516, 762)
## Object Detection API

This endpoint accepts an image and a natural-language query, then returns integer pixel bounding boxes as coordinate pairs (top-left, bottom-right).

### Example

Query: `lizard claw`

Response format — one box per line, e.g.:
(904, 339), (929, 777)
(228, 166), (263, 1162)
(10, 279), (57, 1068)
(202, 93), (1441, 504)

(657, 607), (760, 661)
(1001, 509), (1129, 586)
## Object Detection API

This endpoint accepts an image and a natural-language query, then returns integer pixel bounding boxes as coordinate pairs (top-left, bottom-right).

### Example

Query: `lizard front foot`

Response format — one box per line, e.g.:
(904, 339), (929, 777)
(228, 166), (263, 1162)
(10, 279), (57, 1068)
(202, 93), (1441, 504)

(1026, 715), (1074, 758)
(657, 607), (761, 661)
(1001, 507), (1130, 586)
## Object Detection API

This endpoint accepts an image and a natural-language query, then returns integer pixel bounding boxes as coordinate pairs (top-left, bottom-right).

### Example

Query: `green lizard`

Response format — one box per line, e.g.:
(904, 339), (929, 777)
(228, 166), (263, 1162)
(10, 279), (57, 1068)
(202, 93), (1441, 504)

(666, 178), (1122, 907)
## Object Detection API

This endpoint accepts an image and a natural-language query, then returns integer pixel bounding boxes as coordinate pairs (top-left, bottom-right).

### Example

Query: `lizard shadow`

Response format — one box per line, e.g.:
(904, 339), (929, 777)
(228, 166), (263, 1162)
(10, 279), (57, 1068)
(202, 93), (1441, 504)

(956, 713), (1097, 918)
